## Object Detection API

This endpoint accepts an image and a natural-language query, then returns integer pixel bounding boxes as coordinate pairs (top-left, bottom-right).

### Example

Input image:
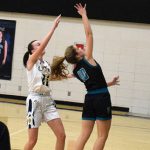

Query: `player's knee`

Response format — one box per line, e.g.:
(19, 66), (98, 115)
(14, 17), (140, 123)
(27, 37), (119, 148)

(84, 129), (92, 137)
(98, 134), (108, 142)
(57, 131), (66, 141)
(29, 138), (37, 147)
(79, 132), (91, 142)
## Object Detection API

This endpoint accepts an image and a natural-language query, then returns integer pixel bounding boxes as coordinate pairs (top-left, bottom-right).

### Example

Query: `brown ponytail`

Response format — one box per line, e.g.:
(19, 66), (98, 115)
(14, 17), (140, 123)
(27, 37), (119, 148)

(23, 40), (37, 68)
(50, 56), (69, 81)
(50, 45), (79, 80)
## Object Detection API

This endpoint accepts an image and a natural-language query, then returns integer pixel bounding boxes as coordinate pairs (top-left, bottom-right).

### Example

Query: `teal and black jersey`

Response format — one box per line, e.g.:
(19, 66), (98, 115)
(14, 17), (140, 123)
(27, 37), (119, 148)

(73, 58), (108, 91)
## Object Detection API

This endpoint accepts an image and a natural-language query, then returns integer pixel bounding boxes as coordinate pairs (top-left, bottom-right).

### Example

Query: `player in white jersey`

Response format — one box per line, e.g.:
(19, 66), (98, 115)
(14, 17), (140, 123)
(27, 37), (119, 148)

(23, 15), (66, 150)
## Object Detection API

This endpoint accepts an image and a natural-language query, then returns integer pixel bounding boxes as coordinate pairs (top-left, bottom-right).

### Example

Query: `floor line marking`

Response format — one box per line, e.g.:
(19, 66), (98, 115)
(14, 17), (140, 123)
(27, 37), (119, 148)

(10, 128), (27, 137)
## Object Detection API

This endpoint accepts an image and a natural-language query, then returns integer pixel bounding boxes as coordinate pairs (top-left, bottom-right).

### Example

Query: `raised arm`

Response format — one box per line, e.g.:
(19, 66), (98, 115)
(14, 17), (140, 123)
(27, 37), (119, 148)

(2, 40), (8, 65)
(27, 15), (61, 69)
(74, 3), (93, 59)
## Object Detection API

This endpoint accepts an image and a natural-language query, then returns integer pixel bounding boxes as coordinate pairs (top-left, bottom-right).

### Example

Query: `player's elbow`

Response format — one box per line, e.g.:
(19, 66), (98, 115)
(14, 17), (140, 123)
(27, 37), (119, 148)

(87, 31), (93, 36)
(86, 32), (93, 40)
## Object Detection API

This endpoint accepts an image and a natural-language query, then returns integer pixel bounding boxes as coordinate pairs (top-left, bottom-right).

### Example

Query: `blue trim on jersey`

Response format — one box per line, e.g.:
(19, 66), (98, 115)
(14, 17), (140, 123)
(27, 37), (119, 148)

(96, 117), (112, 121)
(82, 117), (96, 121)
(87, 87), (108, 94)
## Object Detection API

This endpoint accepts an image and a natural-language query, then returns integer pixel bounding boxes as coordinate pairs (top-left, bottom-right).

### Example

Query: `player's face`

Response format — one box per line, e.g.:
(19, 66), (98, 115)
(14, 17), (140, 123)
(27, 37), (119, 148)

(75, 45), (85, 59)
(31, 40), (45, 56)
(32, 40), (41, 51)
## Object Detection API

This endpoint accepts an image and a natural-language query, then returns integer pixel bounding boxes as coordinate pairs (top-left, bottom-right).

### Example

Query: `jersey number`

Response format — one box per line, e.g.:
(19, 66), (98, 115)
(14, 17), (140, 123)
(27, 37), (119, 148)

(42, 75), (49, 86)
(77, 68), (89, 82)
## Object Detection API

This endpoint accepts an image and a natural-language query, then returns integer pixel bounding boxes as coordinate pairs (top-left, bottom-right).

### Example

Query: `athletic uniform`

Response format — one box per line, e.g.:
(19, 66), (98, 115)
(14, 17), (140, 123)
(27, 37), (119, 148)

(0, 41), (4, 66)
(0, 121), (11, 150)
(26, 60), (59, 129)
(73, 57), (112, 121)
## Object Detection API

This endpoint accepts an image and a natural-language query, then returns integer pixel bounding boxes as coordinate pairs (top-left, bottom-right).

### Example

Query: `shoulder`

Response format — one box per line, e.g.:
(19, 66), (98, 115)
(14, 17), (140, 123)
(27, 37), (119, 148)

(26, 59), (38, 71)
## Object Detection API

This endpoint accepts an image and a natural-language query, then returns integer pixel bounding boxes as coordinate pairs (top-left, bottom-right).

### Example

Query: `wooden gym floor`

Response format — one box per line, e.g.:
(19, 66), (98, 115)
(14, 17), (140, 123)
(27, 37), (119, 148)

(0, 101), (150, 150)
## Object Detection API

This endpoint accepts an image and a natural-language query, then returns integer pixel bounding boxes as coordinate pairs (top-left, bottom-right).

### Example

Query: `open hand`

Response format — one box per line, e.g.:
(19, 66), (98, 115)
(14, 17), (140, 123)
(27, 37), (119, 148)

(53, 14), (61, 29)
(111, 76), (120, 86)
(74, 3), (87, 16)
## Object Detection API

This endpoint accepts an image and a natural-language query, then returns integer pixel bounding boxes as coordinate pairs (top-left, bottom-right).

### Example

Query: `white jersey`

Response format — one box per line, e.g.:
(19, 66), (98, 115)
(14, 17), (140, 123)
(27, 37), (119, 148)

(27, 60), (51, 94)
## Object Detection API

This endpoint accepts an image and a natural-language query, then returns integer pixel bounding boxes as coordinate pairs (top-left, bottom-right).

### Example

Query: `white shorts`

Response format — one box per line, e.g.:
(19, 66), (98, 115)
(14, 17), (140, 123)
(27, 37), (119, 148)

(26, 93), (60, 128)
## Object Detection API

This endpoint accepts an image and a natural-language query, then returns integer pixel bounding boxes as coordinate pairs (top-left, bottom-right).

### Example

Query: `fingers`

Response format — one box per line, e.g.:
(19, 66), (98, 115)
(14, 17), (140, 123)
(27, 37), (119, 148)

(56, 14), (61, 23)
(74, 4), (81, 10)
(116, 75), (119, 79)
(53, 14), (61, 28)
(74, 5), (78, 10)
(58, 14), (61, 17)
(79, 3), (83, 7)
(74, 3), (85, 10)
(116, 80), (120, 85)
(56, 14), (61, 20)
(115, 79), (120, 83)
(113, 76), (119, 81)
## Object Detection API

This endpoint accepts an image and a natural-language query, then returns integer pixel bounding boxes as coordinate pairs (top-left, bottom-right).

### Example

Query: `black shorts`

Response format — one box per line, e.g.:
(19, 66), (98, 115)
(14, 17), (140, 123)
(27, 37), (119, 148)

(82, 92), (112, 121)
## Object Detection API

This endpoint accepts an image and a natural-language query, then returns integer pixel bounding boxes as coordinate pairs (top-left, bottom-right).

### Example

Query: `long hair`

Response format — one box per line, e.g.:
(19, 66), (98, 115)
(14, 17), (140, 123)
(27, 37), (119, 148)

(23, 40), (37, 67)
(50, 45), (79, 80)
(50, 56), (69, 80)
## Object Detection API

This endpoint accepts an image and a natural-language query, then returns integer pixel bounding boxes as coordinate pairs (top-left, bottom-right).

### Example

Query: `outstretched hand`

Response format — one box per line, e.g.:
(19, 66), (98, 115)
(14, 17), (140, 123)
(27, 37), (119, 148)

(111, 76), (120, 86)
(74, 3), (87, 16)
(53, 14), (61, 29)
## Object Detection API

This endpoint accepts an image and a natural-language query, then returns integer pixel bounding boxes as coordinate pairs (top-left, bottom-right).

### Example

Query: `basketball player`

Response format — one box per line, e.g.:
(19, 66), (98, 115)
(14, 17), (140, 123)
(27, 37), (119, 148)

(50, 4), (119, 150)
(23, 15), (66, 150)
(0, 27), (8, 67)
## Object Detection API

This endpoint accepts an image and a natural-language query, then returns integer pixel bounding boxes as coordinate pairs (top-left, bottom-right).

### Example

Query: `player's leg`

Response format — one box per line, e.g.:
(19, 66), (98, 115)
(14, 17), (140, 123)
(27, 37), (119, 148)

(93, 120), (111, 150)
(93, 92), (112, 150)
(44, 98), (66, 150)
(24, 128), (39, 150)
(47, 118), (66, 150)
(24, 95), (41, 150)
(74, 120), (95, 150)
(74, 93), (96, 150)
